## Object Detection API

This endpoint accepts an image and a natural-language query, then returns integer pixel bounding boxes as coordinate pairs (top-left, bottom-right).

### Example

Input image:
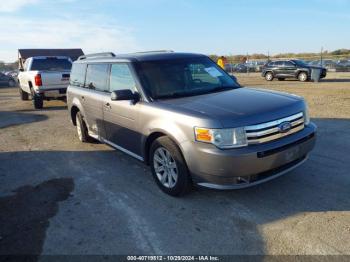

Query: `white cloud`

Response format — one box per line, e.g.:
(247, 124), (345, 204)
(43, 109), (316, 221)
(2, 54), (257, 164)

(0, 16), (140, 62)
(0, 0), (39, 12)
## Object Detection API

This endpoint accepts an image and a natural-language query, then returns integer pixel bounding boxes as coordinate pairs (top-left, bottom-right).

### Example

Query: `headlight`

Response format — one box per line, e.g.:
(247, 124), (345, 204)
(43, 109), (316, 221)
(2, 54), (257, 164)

(194, 127), (247, 149)
(304, 104), (310, 125)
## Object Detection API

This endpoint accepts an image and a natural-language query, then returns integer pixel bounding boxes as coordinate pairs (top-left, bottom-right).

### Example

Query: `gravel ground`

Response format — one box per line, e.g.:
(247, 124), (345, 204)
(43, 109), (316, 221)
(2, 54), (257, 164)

(0, 73), (349, 256)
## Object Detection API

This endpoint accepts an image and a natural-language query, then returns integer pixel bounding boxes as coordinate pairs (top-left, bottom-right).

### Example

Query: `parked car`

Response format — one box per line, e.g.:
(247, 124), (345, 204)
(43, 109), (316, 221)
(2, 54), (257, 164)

(18, 56), (72, 109)
(245, 61), (267, 72)
(67, 51), (316, 196)
(262, 60), (327, 82)
(0, 72), (16, 87)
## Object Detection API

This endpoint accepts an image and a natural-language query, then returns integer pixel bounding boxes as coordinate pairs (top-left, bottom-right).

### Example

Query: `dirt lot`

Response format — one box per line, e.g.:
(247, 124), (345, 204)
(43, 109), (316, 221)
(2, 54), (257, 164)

(0, 72), (349, 256)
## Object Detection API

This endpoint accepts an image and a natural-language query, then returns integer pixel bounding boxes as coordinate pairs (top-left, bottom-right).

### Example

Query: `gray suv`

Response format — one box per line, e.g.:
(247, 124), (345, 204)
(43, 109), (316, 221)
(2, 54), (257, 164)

(67, 51), (316, 196)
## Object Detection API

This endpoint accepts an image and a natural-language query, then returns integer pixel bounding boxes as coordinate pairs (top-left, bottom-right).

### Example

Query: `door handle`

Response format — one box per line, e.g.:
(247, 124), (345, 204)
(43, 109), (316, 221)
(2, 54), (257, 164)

(81, 96), (85, 100)
(104, 102), (111, 109)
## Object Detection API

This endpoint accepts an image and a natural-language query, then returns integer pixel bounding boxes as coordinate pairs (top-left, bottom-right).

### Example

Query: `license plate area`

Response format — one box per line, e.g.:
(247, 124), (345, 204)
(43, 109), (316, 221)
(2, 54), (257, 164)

(45, 90), (59, 96)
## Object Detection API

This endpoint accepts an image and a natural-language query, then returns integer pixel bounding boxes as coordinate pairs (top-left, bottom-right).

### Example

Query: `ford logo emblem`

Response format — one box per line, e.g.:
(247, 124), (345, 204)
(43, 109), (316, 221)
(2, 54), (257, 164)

(278, 122), (292, 133)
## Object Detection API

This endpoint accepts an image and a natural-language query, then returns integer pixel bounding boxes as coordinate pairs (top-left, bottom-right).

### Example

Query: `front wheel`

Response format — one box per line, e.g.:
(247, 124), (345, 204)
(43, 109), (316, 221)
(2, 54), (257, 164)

(19, 88), (29, 100)
(265, 72), (274, 81)
(150, 137), (192, 196)
(298, 72), (308, 82)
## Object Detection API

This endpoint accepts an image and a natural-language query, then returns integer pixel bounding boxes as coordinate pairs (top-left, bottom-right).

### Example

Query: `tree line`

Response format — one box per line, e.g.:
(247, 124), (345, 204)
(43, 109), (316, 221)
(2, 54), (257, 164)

(209, 49), (350, 63)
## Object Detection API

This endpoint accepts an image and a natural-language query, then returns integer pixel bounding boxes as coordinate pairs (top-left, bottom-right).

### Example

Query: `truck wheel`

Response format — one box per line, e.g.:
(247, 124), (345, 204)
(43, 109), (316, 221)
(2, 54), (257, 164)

(75, 112), (89, 143)
(19, 88), (29, 101)
(150, 136), (192, 196)
(298, 72), (308, 82)
(8, 79), (16, 87)
(33, 95), (43, 109)
(265, 72), (274, 81)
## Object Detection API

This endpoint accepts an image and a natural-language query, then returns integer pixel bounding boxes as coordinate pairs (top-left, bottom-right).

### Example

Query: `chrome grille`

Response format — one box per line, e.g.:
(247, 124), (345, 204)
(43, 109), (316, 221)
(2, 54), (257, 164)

(246, 112), (305, 144)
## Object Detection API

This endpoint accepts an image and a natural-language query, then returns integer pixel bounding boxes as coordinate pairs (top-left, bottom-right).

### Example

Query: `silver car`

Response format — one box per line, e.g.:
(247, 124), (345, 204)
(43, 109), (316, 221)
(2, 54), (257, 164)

(67, 51), (316, 196)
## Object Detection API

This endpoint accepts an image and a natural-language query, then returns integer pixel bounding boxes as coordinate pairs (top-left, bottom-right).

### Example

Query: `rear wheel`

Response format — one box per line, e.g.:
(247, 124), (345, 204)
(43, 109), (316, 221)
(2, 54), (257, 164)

(150, 136), (192, 196)
(298, 72), (308, 82)
(265, 72), (274, 81)
(75, 112), (90, 143)
(33, 95), (43, 109)
(19, 88), (29, 101)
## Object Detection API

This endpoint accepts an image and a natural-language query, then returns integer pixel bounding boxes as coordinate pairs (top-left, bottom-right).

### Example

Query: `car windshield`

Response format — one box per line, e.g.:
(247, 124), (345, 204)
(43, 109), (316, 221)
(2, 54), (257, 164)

(291, 60), (308, 67)
(31, 58), (72, 71)
(135, 57), (240, 99)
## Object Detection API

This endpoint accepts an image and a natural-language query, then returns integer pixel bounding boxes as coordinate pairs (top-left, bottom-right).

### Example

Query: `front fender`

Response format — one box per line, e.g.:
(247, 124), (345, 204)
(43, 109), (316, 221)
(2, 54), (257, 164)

(141, 119), (191, 160)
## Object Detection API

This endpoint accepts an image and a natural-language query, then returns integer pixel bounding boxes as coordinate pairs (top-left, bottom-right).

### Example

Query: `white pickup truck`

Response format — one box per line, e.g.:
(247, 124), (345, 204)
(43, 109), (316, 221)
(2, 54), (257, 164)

(18, 56), (72, 109)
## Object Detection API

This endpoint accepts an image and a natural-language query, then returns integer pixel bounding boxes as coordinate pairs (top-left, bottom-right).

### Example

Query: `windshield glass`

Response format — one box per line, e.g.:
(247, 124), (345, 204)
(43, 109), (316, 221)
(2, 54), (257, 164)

(31, 58), (72, 71)
(291, 60), (308, 67)
(135, 57), (240, 99)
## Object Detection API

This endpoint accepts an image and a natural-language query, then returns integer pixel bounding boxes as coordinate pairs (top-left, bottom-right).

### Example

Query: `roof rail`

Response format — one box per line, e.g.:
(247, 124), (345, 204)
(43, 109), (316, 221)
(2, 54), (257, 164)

(78, 52), (116, 60)
(134, 50), (174, 54)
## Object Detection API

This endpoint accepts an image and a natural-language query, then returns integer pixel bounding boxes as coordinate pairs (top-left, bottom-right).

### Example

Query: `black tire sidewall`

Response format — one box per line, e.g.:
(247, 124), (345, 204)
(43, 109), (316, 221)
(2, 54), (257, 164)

(76, 112), (89, 143)
(33, 95), (43, 109)
(19, 88), (29, 100)
(150, 137), (191, 196)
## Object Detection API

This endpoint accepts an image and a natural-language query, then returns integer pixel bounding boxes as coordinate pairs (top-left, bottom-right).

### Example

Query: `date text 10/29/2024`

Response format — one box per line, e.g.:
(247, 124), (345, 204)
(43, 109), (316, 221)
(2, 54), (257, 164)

(127, 256), (220, 261)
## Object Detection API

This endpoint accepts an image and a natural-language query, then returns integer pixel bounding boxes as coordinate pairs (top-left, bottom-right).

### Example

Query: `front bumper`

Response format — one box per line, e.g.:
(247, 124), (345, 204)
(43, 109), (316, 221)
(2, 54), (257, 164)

(181, 123), (317, 189)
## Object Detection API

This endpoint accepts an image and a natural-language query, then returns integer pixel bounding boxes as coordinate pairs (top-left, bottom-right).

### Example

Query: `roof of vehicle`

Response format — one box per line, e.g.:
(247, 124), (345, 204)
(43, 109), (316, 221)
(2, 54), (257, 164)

(18, 49), (84, 61)
(75, 51), (207, 63)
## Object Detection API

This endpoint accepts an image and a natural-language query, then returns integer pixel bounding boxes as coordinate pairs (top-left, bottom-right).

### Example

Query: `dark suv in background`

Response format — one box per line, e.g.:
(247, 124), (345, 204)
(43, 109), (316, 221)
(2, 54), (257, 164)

(262, 60), (327, 82)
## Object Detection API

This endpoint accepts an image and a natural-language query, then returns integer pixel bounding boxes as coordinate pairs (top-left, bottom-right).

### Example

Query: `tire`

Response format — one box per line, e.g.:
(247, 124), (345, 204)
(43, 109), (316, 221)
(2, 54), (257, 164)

(298, 72), (308, 82)
(75, 112), (90, 143)
(278, 78), (285, 81)
(265, 72), (274, 81)
(19, 88), (29, 101)
(8, 79), (16, 87)
(33, 94), (43, 109)
(150, 136), (192, 196)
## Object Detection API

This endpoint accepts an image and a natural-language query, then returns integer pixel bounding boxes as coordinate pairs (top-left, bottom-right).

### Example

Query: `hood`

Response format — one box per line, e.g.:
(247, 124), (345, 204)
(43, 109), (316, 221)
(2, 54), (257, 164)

(159, 88), (305, 128)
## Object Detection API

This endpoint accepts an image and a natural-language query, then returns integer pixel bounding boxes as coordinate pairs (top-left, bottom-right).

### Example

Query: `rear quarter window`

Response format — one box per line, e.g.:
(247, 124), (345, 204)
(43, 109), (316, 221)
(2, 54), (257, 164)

(85, 64), (109, 92)
(70, 63), (87, 87)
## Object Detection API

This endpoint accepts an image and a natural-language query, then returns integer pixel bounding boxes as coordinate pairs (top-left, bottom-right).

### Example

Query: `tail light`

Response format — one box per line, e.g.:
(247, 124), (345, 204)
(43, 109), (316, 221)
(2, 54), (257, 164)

(34, 74), (42, 86)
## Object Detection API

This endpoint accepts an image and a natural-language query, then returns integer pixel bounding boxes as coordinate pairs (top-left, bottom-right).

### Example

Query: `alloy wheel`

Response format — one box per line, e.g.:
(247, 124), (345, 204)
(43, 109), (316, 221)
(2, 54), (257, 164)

(153, 147), (178, 188)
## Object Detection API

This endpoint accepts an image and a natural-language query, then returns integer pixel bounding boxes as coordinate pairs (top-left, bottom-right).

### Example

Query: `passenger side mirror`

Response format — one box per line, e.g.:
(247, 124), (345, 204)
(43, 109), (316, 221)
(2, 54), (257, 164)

(111, 89), (139, 102)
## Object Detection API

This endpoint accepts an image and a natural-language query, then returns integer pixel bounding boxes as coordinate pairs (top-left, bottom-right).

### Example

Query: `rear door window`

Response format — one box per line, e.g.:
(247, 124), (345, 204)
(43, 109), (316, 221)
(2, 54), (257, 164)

(85, 64), (109, 92)
(284, 61), (295, 67)
(70, 63), (87, 87)
(275, 61), (283, 67)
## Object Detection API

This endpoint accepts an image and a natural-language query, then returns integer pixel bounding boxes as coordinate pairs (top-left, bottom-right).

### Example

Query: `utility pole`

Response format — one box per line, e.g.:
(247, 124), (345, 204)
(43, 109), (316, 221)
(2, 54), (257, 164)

(246, 52), (249, 75)
(320, 46), (323, 66)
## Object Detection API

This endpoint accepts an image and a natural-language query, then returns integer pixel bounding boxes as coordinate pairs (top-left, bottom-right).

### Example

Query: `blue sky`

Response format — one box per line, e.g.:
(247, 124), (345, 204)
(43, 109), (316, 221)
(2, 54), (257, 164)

(0, 0), (349, 62)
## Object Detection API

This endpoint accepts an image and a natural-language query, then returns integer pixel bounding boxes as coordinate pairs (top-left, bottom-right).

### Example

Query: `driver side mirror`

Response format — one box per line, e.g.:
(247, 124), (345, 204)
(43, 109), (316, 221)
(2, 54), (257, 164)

(111, 89), (139, 102)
